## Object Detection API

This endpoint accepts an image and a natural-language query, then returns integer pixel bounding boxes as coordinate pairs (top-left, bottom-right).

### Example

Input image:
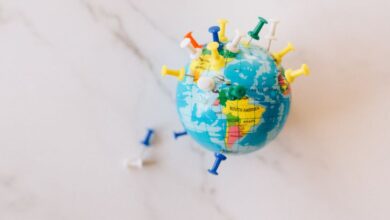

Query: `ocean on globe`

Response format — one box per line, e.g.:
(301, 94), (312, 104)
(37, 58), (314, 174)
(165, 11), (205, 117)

(176, 43), (292, 154)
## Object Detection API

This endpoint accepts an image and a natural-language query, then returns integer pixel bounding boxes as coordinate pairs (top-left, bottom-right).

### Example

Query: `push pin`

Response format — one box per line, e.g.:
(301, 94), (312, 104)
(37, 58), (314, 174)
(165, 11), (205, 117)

(161, 65), (185, 81)
(184, 32), (202, 49)
(285, 64), (310, 83)
(265, 19), (280, 51)
(197, 76), (216, 92)
(214, 74), (231, 85)
(228, 85), (246, 99)
(140, 128), (154, 147)
(126, 147), (153, 169)
(226, 29), (243, 53)
(248, 16), (268, 43)
(180, 38), (201, 59)
(128, 128), (155, 169)
(207, 42), (225, 69)
(173, 130), (188, 139)
(218, 19), (229, 43)
(209, 26), (221, 44)
(208, 152), (227, 175)
(127, 158), (144, 169)
(272, 42), (295, 65)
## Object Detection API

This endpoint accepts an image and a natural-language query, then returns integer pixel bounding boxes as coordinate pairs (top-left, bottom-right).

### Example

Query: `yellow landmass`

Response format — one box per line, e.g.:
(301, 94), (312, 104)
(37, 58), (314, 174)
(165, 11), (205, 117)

(189, 53), (233, 75)
(190, 54), (211, 74)
(222, 98), (266, 146)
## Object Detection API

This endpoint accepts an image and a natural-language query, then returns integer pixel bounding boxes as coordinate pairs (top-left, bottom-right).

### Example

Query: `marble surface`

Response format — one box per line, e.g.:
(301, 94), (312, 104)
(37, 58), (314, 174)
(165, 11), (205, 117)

(0, 0), (390, 219)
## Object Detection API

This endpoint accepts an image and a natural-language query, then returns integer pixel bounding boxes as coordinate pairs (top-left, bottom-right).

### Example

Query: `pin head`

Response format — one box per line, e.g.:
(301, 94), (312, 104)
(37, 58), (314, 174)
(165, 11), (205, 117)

(208, 26), (220, 34)
(197, 77), (215, 92)
(285, 42), (295, 51)
(127, 158), (143, 169)
(285, 64), (310, 83)
(208, 152), (227, 175)
(226, 29), (243, 53)
(257, 16), (268, 25)
(184, 31), (202, 48)
(228, 85), (246, 99)
(180, 38), (191, 48)
(140, 128), (155, 147)
(208, 26), (222, 47)
(248, 16), (268, 40)
(161, 65), (168, 76)
(302, 64), (310, 75)
(266, 20), (279, 45)
(217, 18), (229, 42)
(181, 38), (201, 59)
(206, 42), (225, 69)
(215, 152), (227, 160)
(173, 131), (188, 139)
(161, 65), (185, 81)
(268, 19), (280, 36)
(184, 31), (193, 38)
(217, 18), (228, 25)
(272, 42), (295, 65)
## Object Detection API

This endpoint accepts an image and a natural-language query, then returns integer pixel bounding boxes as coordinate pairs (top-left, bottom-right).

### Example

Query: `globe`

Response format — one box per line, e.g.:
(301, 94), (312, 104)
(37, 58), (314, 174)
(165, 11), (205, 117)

(176, 43), (292, 154)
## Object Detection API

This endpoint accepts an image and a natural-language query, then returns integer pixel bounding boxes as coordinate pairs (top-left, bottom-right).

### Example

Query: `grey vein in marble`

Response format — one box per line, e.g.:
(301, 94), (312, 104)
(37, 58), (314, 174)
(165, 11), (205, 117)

(80, 0), (174, 102)
(127, 0), (179, 43)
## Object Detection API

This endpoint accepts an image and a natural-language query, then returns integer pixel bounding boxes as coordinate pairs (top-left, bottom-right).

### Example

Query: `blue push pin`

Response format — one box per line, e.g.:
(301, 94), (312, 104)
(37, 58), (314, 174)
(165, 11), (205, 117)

(140, 129), (154, 147)
(208, 152), (227, 175)
(208, 26), (222, 50)
(173, 131), (188, 139)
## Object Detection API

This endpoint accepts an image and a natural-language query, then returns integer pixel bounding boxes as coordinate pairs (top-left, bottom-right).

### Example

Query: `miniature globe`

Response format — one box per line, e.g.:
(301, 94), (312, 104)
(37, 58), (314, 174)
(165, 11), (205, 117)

(176, 43), (291, 154)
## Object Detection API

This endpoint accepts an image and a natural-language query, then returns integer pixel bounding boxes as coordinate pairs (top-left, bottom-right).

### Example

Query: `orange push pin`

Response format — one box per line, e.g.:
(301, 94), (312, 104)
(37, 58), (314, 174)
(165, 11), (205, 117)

(272, 42), (295, 65)
(180, 38), (201, 59)
(161, 65), (185, 81)
(285, 64), (310, 83)
(207, 42), (224, 69)
(184, 32), (202, 49)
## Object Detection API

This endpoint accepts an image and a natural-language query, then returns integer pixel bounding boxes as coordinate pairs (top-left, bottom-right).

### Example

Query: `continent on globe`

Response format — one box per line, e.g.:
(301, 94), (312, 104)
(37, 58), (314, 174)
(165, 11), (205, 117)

(222, 98), (265, 148)
(161, 17), (310, 175)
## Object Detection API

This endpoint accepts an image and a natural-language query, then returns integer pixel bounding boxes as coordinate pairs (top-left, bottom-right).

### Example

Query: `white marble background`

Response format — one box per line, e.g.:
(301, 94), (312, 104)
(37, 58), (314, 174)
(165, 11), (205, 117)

(0, 0), (389, 219)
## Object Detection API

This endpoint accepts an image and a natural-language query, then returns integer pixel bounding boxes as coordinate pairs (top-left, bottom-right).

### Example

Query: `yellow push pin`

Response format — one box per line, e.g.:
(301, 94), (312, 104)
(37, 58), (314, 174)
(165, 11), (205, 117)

(161, 65), (185, 81)
(218, 18), (229, 43)
(207, 42), (225, 70)
(272, 42), (295, 65)
(285, 64), (310, 83)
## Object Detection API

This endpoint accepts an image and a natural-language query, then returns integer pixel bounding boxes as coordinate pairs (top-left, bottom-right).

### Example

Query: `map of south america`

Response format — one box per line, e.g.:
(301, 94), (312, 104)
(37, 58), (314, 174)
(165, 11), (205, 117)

(221, 98), (265, 148)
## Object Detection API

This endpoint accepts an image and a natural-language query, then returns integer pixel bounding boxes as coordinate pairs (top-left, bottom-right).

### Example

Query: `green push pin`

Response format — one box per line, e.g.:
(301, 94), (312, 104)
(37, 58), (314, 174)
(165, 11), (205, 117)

(228, 85), (246, 100)
(248, 17), (268, 41)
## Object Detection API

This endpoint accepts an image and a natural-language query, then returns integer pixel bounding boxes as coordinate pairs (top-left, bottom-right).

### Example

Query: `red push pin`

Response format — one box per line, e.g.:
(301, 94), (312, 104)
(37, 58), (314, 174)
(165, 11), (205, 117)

(184, 32), (202, 49)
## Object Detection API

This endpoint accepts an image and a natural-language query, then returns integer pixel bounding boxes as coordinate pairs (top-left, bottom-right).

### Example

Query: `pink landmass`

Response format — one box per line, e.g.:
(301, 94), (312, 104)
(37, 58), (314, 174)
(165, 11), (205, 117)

(226, 125), (242, 148)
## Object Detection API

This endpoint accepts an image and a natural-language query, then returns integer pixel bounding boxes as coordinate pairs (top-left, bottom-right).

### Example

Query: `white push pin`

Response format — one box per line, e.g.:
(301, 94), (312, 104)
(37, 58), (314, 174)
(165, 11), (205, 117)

(126, 147), (154, 169)
(180, 38), (201, 59)
(265, 19), (280, 51)
(197, 76), (215, 92)
(226, 29), (243, 53)
(127, 158), (144, 169)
